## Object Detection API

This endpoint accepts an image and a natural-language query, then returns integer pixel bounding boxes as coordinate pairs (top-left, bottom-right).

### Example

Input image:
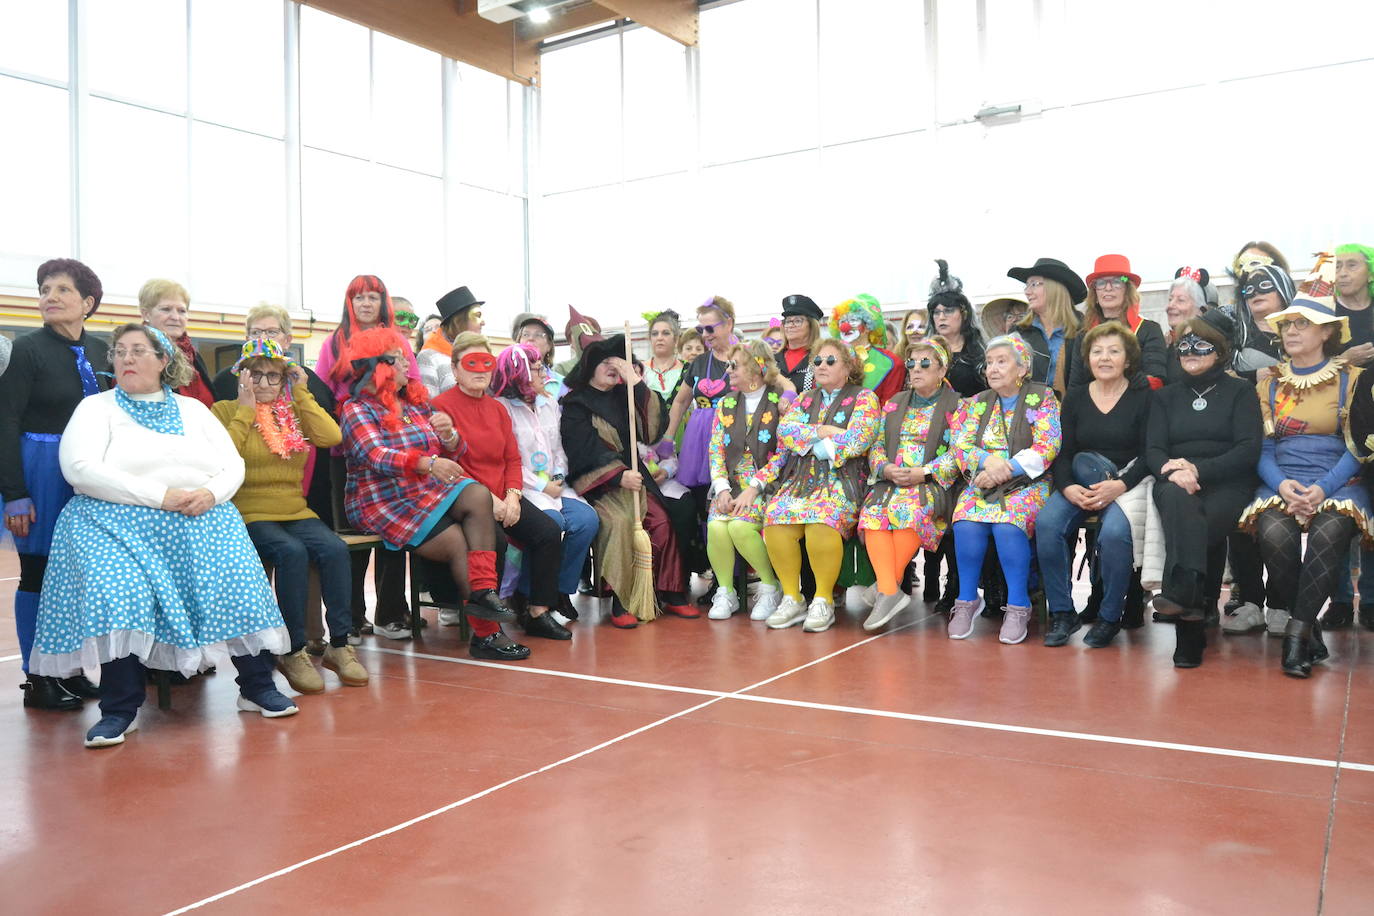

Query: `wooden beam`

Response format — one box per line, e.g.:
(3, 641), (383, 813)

(595, 0), (697, 45)
(299, 0), (538, 85)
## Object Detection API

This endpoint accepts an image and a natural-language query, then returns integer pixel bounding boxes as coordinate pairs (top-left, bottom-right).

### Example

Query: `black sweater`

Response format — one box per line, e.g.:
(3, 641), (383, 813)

(0, 325), (110, 501)
(1052, 377), (1153, 492)
(1145, 368), (1262, 490)
(1068, 318), (1168, 388)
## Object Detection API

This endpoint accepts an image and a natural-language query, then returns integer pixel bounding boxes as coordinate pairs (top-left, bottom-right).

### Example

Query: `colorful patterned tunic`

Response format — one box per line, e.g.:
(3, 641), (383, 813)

(951, 383), (1061, 535)
(707, 385), (790, 525)
(759, 386), (881, 536)
(858, 388), (961, 549)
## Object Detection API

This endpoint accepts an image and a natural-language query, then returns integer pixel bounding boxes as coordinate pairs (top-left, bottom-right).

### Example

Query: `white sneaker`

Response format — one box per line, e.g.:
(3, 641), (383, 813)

(374, 621), (412, 640)
(1265, 607), (1291, 635)
(767, 595), (807, 629)
(751, 583), (781, 621)
(708, 588), (741, 620)
(863, 591), (910, 631)
(844, 584), (875, 612)
(803, 597), (836, 633)
(1221, 602), (1265, 634)
(438, 608), (464, 627)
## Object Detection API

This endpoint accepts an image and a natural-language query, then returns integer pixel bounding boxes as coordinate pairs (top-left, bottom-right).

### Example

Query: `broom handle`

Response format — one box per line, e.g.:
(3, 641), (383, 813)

(623, 322), (643, 521)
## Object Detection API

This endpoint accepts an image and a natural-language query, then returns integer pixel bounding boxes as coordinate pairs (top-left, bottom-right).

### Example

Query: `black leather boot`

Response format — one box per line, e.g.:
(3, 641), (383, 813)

(1281, 619), (1313, 678)
(1172, 618), (1205, 668)
(60, 674), (100, 699)
(1121, 577), (1146, 629)
(1322, 601), (1354, 629)
(1309, 619), (1329, 665)
(21, 675), (83, 711)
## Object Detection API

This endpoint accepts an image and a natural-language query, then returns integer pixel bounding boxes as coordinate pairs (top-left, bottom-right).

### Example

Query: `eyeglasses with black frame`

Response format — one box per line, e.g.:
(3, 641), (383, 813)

(904, 357), (935, 370)
(812, 354), (840, 367)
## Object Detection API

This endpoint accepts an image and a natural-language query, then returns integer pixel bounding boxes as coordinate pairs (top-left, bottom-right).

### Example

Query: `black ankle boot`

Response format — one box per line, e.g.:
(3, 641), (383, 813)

(1172, 618), (1205, 668)
(1121, 579), (1145, 629)
(1282, 619), (1313, 678)
(1322, 601), (1354, 629)
(1310, 619), (1329, 664)
(1080, 579), (1103, 624)
(60, 674), (100, 699)
(21, 675), (83, 711)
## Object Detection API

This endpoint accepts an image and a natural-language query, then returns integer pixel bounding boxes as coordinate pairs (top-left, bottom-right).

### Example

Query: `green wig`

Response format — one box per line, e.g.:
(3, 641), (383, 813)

(829, 294), (887, 348)
(1335, 243), (1374, 298)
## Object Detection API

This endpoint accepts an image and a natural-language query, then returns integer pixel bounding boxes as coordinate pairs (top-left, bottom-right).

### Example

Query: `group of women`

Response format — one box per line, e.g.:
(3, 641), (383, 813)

(5, 241), (1374, 748)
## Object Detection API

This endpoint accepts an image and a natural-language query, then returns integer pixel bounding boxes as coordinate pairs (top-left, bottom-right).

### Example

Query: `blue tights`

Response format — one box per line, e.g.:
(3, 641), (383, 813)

(954, 520), (1032, 608)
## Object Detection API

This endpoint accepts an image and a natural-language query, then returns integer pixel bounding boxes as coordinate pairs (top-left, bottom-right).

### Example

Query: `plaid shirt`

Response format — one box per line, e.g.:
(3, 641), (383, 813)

(340, 397), (468, 547)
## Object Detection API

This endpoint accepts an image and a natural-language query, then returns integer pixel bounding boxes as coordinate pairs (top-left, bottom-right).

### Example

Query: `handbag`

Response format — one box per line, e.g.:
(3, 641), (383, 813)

(1072, 451), (1120, 487)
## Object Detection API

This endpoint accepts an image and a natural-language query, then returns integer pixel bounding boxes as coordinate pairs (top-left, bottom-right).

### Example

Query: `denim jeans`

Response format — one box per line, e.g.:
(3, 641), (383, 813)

(517, 500), (601, 597)
(1035, 492), (1133, 622)
(247, 518), (352, 649)
(1330, 541), (1374, 606)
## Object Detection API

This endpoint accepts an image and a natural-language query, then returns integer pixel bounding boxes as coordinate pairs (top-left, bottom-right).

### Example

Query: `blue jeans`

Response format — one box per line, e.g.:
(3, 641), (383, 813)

(1330, 541), (1374, 606)
(519, 500), (601, 596)
(1035, 493), (1133, 622)
(247, 518), (352, 650)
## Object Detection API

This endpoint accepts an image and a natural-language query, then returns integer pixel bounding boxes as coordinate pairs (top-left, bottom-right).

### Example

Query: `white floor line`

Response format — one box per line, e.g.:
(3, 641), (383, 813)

(365, 638), (1374, 773)
(0, 654), (21, 664)
(161, 621), (912, 914)
(0, 576), (18, 582)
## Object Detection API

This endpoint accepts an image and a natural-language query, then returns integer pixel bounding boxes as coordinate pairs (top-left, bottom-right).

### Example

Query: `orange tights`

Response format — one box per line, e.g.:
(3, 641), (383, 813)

(865, 529), (922, 595)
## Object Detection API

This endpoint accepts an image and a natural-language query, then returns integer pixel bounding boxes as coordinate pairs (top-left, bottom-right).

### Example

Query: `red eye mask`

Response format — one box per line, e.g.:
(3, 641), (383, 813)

(460, 352), (496, 372)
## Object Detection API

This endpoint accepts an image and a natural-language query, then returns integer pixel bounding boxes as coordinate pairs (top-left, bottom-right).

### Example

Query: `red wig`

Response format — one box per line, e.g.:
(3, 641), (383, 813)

(326, 275), (395, 361)
(339, 326), (427, 432)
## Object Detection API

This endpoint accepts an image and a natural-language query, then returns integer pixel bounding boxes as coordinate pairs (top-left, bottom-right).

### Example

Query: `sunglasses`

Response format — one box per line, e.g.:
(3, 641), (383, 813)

(812, 355), (840, 367)
(904, 358), (935, 370)
(930, 304), (960, 316)
(1240, 280), (1276, 299)
(394, 311), (419, 329)
(695, 320), (724, 335)
(459, 352), (497, 372)
(1176, 336), (1216, 356)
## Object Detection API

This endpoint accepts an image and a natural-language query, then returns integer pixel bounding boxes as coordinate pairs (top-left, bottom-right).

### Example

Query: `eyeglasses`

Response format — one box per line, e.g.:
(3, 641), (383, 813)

(1024, 280), (1045, 291)
(904, 358), (935, 370)
(248, 327), (284, 339)
(812, 355), (839, 367)
(111, 345), (155, 360)
(727, 359), (763, 371)
(1279, 316), (1315, 331)
(394, 311), (419, 329)
(695, 320), (725, 335)
(518, 327), (551, 342)
(249, 370), (284, 385)
(1176, 336), (1217, 356)
(459, 352), (497, 373)
(930, 304), (960, 316)
(781, 316), (808, 328)
(1240, 280), (1276, 299)
(1093, 277), (1127, 290)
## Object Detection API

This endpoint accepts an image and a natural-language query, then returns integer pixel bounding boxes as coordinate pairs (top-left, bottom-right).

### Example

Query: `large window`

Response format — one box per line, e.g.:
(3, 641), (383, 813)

(191, 0), (285, 136)
(0, 0), (69, 83)
(0, 77), (70, 284)
(87, 0), (189, 111)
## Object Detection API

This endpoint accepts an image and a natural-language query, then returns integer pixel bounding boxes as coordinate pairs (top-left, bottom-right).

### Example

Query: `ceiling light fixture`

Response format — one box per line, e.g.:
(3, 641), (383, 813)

(527, 6), (552, 23)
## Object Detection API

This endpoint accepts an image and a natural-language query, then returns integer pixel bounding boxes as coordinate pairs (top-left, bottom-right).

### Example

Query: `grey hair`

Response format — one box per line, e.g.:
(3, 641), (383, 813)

(110, 322), (194, 388)
(985, 333), (1034, 372)
(1168, 277), (1207, 315)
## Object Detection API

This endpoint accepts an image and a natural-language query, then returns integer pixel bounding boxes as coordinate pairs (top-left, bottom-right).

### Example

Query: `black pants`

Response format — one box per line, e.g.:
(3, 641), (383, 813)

(493, 495), (564, 608)
(350, 548), (410, 628)
(1226, 530), (1267, 606)
(1154, 479), (1253, 611)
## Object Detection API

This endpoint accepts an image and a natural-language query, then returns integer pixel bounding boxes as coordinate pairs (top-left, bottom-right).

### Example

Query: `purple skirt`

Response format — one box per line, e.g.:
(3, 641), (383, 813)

(676, 406), (716, 488)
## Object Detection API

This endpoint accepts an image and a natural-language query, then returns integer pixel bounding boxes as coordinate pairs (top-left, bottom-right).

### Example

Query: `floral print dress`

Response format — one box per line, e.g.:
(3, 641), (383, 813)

(759, 387), (881, 536)
(707, 388), (789, 525)
(858, 397), (961, 549)
(951, 386), (1061, 536)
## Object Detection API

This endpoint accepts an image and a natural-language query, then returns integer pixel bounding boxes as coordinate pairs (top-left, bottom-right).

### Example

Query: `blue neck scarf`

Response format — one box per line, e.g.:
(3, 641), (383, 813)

(115, 385), (185, 435)
(69, 344), (100, 396)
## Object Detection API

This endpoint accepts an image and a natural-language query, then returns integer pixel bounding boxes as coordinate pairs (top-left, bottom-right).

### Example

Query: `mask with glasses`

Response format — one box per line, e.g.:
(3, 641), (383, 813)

(394, 311), (419, 329)
(1176, 334), (1216, 357)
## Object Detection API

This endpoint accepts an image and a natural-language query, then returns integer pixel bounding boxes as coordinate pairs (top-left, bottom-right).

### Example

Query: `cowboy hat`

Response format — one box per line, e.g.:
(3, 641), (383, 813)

(1007, 257), (1087, 304)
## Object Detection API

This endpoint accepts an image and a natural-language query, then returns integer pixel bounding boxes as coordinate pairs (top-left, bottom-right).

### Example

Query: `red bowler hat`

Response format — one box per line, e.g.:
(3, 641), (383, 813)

(1084, 253), (1141, 289)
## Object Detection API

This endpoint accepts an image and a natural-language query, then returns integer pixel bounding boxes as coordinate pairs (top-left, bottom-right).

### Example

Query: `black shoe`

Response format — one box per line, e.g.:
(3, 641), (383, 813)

(1083, 618), (1123, 648)
(558, 594), (580, 621)
(1223, 594), (1245, 615)
(1309, 620), (1329, 665)
(469, 631), (532, 661)
(935, 592), (955, 615)
(1281, 619), (1313, 678)
(60, 674), (100, 699)
(20, 675), (83, 711)
(1204, 604), (1220, 628)
(1361, 604), (1374, 631)
(1172, 618), (1205, 668)
(466, 589), (517, 623)
(578, 577), (596, 596)
(1152, 593), (1185, 618)
(520, 609), (572, 641)
(1322, 600), (1354, 630)
(1080, 581), (1103, 624)
(1043, 612), (1082, 647)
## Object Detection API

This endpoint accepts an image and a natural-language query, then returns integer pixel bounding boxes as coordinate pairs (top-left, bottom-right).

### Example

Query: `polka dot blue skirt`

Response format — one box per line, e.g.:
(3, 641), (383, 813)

(30, 496), (289, 678)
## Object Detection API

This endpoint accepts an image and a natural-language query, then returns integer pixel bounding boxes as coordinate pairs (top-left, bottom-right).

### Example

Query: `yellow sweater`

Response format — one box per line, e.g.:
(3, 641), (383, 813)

(211, 385), (342, 524)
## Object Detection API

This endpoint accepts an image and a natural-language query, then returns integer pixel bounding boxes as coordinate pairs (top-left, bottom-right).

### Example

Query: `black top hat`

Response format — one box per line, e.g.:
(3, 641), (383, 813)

(435, 286), (484, 322)
(1006, 258), (1087, 305)
(567, 333), (625, 389)
(781, 294), (823, 321)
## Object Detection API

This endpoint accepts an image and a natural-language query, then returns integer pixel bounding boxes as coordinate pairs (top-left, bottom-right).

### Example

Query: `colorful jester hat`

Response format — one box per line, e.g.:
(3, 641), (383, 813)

(829, 294), (887, 348)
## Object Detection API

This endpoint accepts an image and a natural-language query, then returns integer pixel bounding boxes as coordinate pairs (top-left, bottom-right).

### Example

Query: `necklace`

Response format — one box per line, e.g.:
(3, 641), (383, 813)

(648, 357), (681, 389)
(1189, 382), (1218, 411)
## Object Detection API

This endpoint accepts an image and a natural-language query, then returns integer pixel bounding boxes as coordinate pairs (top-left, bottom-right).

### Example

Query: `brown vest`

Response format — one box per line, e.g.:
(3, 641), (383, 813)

(719, 384), (787, 497)
(865, 385), (962, 519)
(966, 381), (1053, 504)
(774, 384), (869, 505)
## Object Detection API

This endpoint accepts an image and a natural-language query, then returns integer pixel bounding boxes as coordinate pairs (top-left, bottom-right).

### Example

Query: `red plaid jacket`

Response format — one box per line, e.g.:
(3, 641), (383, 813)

(340, 397), (471, 547)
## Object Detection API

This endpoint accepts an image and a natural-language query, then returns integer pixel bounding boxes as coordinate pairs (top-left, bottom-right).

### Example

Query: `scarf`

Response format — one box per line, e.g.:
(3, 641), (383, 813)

(173, 332), (213, 406)
(421, 329), (452, 357)
(115, 384), (184, 435)
(255, 397), (309, 459)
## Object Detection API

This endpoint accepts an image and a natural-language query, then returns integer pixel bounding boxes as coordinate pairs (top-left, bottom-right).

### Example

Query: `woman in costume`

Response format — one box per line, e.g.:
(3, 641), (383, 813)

(1008, 257), (1085, 397)
(642, 309), (685, 406)
(1071, 254), (1167, 386)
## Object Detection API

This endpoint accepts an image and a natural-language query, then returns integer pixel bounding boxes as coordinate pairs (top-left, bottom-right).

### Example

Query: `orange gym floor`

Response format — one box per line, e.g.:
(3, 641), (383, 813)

(1, 548), (1371, 915)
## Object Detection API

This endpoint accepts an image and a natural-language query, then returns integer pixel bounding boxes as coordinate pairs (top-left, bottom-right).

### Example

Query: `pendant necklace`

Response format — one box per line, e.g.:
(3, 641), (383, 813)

(1189, 383), (1217, 412)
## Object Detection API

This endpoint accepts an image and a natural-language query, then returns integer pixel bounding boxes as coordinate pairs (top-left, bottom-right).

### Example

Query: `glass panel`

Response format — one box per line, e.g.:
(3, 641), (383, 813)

(87, 0), (188, 111)
(450, 185), (526, 328)
(368, 164), (445, 313)
(300, 147), (374, 319)
(981, 0), (1037, 108)
(191, 0), (284, 136)
(0, 77), (69, 287)
(372, 31), (442, 175)
(539, 35), (621, 193)
(82, 98), (189, 299)
(622, 27), (688, 179)
(0, 0), (69, 83)
(190, 122), (287, 308)
(454, 62), (519, 193)
(933, 0), (978, 123)
(820, 0), (928, 144)
(534, 186), (624, 317)
(299, 6), (370, 157)
(700, 0), (819, 163)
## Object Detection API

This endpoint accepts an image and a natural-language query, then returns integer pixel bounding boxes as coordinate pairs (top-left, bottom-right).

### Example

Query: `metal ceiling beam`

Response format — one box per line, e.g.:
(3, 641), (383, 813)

(594, 0), (698, 45)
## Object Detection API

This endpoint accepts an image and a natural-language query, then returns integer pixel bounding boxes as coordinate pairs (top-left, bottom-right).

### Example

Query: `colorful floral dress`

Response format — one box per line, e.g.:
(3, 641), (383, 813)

(951, 383), (1061, 536)
(707, 385), (791, 525)
(759, 385), (881, 536)
(858, 387), (962, 549)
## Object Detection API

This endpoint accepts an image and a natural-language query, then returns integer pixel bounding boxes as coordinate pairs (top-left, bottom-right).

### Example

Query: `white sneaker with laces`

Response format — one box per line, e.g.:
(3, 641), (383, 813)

(1221, 602), (1265, 634)
(767, 595), (807, 629)
(374, 621), (412, 640)
(803, 597), (836, 633)
(751, 583), (781, 621)
(708, 588), (741, 620)
(1265, 607), (1291, 635)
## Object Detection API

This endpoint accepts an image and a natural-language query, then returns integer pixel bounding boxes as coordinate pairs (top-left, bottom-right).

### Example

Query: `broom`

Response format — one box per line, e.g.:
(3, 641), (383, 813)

(623, 322), (659, 622)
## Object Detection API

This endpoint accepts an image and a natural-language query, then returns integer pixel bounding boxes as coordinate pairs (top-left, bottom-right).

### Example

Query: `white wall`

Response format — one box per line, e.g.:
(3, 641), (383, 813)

(531, 0), (1374, 328)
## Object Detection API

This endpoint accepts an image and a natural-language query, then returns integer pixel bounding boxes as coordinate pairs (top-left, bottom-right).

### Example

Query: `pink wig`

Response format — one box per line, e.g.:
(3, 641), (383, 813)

(491, 342), (543, 403)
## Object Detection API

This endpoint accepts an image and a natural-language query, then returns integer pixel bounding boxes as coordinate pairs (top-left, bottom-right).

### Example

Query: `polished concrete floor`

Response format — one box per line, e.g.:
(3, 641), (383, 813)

(1, 548), (1371, 915)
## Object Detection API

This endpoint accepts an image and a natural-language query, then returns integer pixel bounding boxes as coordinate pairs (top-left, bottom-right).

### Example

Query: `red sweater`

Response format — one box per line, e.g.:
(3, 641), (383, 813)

(431, 387), (522, 497)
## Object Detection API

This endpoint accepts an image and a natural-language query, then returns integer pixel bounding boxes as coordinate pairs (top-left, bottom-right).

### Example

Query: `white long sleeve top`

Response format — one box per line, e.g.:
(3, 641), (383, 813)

(59, 389), (245, 509)
(498, 394), (587, 513)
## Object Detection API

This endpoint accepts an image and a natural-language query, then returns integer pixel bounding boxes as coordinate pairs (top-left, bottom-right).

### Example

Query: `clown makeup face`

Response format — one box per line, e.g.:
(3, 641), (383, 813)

(1242, 271), (1283, 322)
(838, 316), (868, 345)
(905, 312), (928, 344)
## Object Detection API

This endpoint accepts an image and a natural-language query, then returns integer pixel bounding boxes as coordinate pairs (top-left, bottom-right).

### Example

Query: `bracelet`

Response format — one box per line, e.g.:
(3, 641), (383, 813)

(426, 456), (438, 474)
